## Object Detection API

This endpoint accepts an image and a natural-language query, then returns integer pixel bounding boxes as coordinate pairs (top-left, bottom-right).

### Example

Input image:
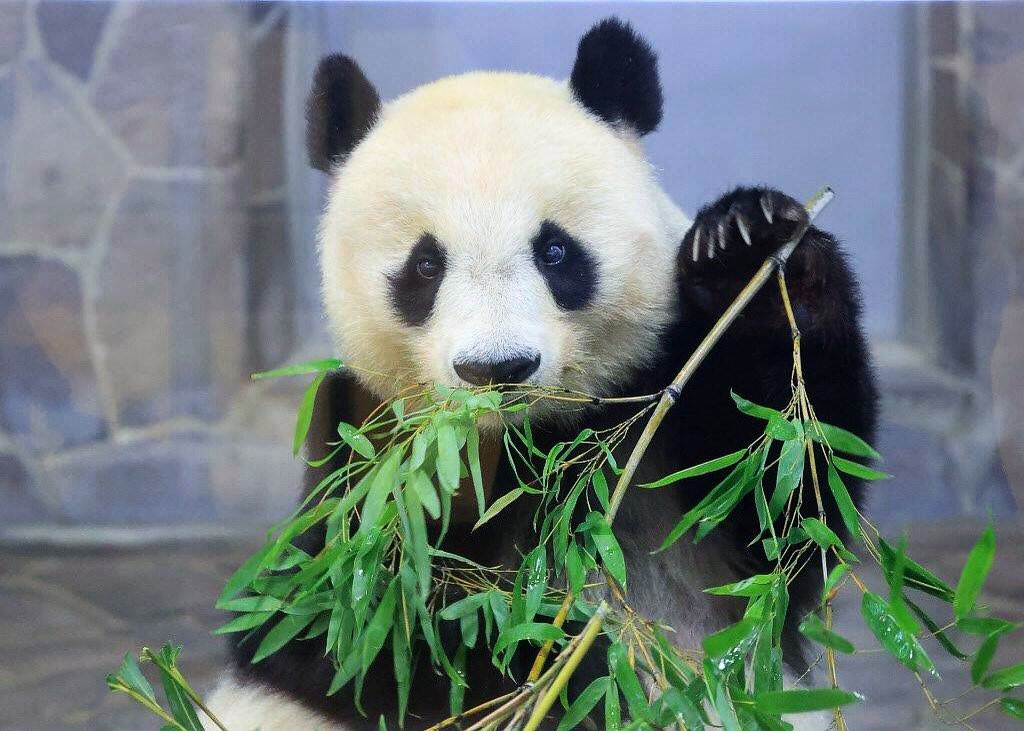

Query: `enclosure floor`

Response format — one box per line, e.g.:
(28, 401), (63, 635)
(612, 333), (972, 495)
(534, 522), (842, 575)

(1, 519), (1021, 731)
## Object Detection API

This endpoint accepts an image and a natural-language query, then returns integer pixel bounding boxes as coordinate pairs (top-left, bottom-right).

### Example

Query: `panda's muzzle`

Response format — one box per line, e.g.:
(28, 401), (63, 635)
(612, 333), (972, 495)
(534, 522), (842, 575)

(453, 353), (541, 386)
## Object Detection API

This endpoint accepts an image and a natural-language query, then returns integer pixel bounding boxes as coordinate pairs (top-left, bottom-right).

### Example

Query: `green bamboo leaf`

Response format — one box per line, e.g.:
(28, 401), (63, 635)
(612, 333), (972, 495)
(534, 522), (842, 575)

(752, 624), (782, 694)
(435, 418), (461, 494)
(217, 540), (277, 605)
(565, 542), (585, 595)
(587, 513), (627, 589)
(472, 487), (524, 531)
(905, 596), (967, 660)
(592, 469), (610, 510)
(730, 391), (782, 420)
(702, 618), (758, 664)
(982, 662), (1024, 690)
(403, 483), (431, 598)
(999, 697), (1024, 720)
(605, 677), (622, 731)
(493, 622), (564, 657)
(810, 421), (881, 460)
(251, 613), (317, 663)
(408, 469), (440, 520)
(766, 416), (801, 441)
(116, 653), (156, 704)
(653, 687), (705, 730)
(769, 439), (804, 520)
(798, 612), (855, 654)
(217, 595), (284, 613)
(641, 449), (746, 489)
(448, 644), (468, 716)
(832, 455), (889, 481)
(800, 517), (845, 553)
(362, 577), (399, 671)
(954, 522), (996, 620)
(466, 423), (485, 518)
(557, 677), (610, 731)
(822, 564), (849, 602)
(460, 609), (479, 648)
(711, 678), (741, 731)
(409, 425), (435, 472)
(878, 537), (955, 603)
(753, 688), (862, 714)
(251, 358), (343, 380)
(657, 459), (754, 551)
(973, 633), (1001, 685)
(524, 546), (547, 622)
(293, 372), (326, 456)
(213, 610), (275, 635)
(439, 592), (491, 621)
(358, 447), (404, 537)
(326, 602), (348, 655)
(609, 642), (650, 722)
(957, 616), (1016, 636)
(861, 591), (935, 675)
(153, 646), (202, 731)
(337, 422), (375, 460)
(826, 464), (862, 539)
(705, 574), (778, 598)
(488, 591), (509, 634)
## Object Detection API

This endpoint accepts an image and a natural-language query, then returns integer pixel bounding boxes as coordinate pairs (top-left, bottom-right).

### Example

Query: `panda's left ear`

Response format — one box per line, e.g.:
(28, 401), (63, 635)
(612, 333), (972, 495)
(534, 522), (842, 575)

(306, 53), (381, 172)
(569, 17), (663, 136)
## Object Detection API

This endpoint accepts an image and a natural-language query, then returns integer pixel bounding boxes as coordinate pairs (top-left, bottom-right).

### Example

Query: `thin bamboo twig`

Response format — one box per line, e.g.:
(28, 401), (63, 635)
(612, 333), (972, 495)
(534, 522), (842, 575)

(776, 267), (850, 731)
(522, 602), (610, 731)
(527, 591), (575, 682)
(605, 186), (835, 526)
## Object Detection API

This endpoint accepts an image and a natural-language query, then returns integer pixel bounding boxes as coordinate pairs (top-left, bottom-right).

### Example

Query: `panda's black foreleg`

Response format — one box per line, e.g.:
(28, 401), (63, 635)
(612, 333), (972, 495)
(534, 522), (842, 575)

(675, 185), (877, 439)
(669, 186), (879, 659)
(678, 186), (863, 341)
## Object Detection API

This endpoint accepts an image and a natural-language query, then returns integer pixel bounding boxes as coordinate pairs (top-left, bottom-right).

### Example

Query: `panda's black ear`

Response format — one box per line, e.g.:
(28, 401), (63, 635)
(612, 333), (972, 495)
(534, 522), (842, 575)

(569, 18), (662, 136)
(306, 53), (381, 172)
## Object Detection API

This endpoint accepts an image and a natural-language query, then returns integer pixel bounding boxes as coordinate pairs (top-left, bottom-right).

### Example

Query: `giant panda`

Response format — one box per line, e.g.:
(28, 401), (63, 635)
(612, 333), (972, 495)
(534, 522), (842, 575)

(207, 17), (878, 731)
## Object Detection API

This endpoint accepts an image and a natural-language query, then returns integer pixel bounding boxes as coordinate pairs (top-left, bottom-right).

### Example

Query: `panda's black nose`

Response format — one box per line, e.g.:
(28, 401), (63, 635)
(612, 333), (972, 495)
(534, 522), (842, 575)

(453, 354), (541, 386)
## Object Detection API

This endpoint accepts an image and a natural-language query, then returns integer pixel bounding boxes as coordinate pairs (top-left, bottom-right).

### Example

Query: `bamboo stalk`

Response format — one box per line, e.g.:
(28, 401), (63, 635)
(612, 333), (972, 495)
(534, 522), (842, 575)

(522, 602), (609, 731)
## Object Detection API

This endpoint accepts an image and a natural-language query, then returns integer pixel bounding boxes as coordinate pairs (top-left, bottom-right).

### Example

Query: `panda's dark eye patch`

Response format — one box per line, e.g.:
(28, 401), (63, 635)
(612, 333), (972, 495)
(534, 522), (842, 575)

(388, 234), (446, 326)
(531, 221), (596, 310)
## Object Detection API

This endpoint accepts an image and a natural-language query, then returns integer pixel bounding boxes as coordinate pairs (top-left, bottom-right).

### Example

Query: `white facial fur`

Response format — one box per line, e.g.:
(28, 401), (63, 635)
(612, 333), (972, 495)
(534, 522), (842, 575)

(318, 72), (690, 407)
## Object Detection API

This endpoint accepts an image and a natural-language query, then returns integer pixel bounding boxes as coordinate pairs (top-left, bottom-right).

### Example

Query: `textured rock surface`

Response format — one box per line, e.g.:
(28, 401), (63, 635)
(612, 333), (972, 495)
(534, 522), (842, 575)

(0, 256), (106, 452)
(91, 2), (243, 167)
(4, 62), (126, 250)
(95, 179), (245, 428)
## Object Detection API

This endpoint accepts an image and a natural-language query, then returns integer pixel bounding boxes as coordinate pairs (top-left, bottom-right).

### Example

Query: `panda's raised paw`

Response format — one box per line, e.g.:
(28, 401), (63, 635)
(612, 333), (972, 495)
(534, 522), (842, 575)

(682, 187), (809, 276)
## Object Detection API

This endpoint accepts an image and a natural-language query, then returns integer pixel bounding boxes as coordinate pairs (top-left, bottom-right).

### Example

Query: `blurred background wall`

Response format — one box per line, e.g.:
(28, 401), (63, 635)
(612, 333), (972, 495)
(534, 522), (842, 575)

(0, 0), (1021, 535)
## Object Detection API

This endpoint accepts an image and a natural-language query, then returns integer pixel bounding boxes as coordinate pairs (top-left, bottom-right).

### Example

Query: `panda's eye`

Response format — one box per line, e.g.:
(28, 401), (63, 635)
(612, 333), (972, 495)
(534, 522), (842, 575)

(416, 257), (441, 279)
(540, 240), (566, 266)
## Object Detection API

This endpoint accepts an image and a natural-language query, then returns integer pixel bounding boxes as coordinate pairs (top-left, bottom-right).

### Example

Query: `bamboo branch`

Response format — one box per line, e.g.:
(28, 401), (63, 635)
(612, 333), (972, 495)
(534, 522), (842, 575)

(605, 186), (835, 526)
(522, 602), (609, 731)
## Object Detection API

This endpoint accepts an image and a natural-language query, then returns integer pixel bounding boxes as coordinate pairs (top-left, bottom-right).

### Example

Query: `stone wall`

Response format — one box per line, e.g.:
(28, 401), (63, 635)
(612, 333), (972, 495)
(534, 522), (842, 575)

(0, 1), (306, 532)
(868, 3), (1024, 524)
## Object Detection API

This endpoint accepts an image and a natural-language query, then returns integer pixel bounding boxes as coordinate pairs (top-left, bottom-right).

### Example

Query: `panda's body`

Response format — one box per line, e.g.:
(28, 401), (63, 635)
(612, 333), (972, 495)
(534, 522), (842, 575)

(208, 19), (877, 730)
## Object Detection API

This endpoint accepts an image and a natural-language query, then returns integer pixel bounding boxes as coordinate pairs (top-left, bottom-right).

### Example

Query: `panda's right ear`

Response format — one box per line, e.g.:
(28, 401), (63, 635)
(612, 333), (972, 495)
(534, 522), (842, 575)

(306, 54), (381, 173)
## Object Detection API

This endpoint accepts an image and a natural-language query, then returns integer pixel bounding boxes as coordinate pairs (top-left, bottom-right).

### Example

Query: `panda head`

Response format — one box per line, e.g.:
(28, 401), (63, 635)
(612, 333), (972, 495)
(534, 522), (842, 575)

(311, 18), (688, 411)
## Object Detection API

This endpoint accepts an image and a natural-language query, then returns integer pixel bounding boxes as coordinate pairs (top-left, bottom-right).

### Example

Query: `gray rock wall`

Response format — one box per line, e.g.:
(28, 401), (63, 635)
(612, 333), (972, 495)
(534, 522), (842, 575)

(0, 1), (305, 532)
